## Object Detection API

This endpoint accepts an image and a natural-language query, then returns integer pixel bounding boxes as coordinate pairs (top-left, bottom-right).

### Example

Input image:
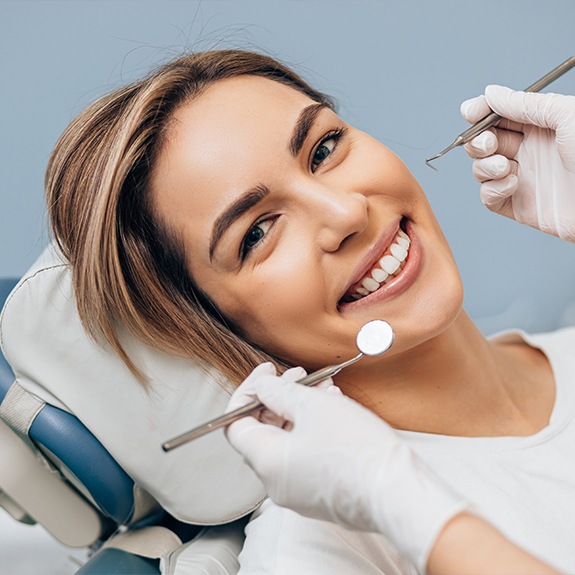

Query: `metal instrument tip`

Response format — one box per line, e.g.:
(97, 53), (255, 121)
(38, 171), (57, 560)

(424, 138), (462, 170)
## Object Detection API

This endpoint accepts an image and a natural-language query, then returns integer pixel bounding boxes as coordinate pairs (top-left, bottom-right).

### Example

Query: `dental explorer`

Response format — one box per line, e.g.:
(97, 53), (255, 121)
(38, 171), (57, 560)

(162, 319), (395, 451)
(425, 56), (575, 168)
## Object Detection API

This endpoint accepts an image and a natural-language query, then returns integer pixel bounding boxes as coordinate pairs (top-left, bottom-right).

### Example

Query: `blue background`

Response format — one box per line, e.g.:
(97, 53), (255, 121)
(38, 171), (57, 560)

(1, 0), (574, 334)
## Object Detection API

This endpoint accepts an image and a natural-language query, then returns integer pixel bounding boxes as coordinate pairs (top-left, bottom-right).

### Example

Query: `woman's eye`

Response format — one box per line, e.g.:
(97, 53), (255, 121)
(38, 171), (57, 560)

(311, 138), (336, 171)
(311, 128), (346, 172)
(241, 219), (274, 260)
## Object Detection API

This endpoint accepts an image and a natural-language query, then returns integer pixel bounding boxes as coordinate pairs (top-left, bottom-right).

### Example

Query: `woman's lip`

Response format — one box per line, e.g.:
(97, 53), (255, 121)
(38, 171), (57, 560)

(338, 220), (421, 310)
(340, 218), (403, 300)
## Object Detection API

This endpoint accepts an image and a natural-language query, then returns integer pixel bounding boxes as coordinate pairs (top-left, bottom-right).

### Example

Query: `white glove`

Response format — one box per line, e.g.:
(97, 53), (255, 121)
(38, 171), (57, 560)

(225, 365), (469, 573)
(461, 85), (575, 241)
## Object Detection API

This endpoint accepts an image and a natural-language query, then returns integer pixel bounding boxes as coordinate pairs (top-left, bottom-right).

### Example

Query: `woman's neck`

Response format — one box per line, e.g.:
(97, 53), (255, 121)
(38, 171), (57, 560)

(334, 311), (555, 437)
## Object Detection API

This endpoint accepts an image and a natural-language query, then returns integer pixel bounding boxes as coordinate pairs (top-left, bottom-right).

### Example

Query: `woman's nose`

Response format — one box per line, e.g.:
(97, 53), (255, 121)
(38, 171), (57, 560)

(304, 183), (369, 252)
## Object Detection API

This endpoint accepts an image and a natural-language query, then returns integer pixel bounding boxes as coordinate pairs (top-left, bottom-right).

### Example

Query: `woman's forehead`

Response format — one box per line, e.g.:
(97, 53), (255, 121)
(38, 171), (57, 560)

(158, 76), (315, 179)
(174, 75), (315, 135)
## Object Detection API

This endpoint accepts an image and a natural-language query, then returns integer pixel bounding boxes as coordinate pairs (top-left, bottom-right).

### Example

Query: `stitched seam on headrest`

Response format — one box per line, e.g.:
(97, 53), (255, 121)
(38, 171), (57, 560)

(0, 262), (70, 351)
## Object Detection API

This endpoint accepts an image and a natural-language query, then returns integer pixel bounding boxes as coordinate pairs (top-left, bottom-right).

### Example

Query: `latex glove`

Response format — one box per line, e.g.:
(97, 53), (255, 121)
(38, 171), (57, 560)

(461, 85), (575, 241)
(225, 365), (469, 573)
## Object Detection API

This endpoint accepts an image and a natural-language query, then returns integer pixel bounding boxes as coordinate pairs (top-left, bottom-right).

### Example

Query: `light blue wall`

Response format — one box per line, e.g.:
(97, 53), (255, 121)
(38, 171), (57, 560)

(1, 0), (574, 334)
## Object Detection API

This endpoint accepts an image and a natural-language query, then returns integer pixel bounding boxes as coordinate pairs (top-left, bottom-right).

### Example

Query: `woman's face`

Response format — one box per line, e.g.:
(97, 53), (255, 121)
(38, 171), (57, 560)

(151, 76), (463, 370)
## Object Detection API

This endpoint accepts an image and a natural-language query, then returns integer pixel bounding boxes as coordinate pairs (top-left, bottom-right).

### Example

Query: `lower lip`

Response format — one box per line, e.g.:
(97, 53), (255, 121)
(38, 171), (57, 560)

(339, 220), (422, 310)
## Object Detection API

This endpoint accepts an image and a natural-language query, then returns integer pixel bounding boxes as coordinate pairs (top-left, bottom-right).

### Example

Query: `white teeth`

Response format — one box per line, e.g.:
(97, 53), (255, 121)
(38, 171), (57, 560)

(371, 268), (388, 283)
(390, 243), (408, 262)
(348, 228), (411, 302)
(396, 236), (410, 249)
(362, 277), (379, 292)
(380, 255), (400, 275)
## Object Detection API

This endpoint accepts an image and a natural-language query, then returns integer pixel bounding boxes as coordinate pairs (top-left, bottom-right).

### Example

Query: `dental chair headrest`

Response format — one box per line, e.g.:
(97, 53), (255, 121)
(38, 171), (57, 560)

(0, 243), (265, 525)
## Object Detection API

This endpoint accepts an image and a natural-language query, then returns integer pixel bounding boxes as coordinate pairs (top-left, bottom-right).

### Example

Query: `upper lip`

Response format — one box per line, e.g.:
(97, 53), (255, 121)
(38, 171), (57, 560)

(338, 217), (403, 303)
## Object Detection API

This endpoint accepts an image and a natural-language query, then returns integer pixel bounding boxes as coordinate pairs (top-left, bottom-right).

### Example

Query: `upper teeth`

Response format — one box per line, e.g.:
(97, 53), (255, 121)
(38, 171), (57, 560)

(351, 229), (410, 300)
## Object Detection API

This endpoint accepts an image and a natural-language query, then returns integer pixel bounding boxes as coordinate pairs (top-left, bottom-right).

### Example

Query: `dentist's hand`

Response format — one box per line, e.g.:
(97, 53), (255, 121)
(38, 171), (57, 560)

(461, 86), (575, 242)
(225, 364), (467, 573)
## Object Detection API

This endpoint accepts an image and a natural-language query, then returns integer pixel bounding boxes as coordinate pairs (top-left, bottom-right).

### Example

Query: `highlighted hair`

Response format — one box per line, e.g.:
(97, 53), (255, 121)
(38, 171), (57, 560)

(46, 50), (334, 384)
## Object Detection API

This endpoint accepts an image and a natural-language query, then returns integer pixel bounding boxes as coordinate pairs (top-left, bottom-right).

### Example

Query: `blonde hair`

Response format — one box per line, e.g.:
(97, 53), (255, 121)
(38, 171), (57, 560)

(45, 50), (335, 384)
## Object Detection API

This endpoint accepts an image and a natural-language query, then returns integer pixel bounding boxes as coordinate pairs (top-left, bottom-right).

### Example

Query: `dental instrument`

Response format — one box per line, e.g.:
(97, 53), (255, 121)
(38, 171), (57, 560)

(425, 56), (575, 168)
(162, 319), (395, 451)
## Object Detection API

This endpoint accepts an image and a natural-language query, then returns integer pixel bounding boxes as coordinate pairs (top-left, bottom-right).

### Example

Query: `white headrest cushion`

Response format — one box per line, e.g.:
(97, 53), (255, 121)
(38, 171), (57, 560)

(0, 243), (265, 525)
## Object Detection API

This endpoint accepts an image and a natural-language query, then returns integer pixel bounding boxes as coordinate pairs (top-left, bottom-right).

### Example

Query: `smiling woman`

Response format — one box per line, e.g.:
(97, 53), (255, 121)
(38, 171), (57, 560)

(44, 49), (575, 574)
(145, 72), (463, 374)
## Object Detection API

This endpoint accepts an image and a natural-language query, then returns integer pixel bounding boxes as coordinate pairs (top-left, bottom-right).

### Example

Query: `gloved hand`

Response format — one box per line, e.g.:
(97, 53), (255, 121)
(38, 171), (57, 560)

(225, 364), (469, 573)
(461, 85), (575, 241)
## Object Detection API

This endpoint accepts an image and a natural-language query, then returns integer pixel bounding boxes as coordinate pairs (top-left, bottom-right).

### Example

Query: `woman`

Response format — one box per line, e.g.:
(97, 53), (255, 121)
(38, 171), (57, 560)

(45, 50), (575, 573)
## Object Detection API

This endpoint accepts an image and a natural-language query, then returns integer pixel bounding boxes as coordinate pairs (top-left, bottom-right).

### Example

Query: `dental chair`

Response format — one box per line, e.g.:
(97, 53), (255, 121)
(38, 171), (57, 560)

(0, 244), (266, 574)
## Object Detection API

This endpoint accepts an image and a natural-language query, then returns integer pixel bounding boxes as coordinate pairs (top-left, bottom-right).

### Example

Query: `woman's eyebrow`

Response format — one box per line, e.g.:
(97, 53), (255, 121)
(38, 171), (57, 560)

(209, 184), (270, 261)
(289, 102), (328, 157)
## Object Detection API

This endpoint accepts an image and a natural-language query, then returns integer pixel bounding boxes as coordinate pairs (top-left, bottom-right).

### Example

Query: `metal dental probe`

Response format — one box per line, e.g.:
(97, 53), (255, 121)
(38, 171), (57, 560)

(162, 320), (394, 451)
(425, 56), (575, 168)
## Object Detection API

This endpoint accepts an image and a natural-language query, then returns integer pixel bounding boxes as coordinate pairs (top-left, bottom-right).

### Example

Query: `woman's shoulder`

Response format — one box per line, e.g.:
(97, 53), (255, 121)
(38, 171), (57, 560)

(490, 324), (575, 341)
(238, 499), (414, 575)
(508, 327), (575, 403)
(490, 326), (575, 356)
(530, 325), (575, 351)
(520, 327), (575, 375)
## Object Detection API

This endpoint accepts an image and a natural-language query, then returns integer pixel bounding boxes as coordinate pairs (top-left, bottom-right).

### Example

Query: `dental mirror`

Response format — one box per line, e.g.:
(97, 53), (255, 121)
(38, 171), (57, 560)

(356, 319), (394, 357)
(162, 319), (395, 452)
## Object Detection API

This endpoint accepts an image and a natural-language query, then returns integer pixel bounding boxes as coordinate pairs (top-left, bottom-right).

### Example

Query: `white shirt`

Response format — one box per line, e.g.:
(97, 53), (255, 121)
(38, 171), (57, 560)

(238, 327), (575, 574)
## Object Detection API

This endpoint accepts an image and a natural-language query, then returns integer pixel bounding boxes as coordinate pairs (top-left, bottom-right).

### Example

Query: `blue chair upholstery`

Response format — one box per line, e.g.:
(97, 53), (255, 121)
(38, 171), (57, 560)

(28, 402), (136, 525)
(75, 548), (159, 575)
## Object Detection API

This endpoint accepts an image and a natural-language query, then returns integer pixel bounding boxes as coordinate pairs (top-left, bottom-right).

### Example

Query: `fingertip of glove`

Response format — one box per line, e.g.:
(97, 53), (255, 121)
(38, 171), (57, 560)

(467, 130), (498, 156)
(282, 366), (307, 382)
(484, 85), (520, 118)
(479, 173), (518, 205)
(485, 84), (512, 99)
(251, 362), (278, 377)
(460, 95), (488, 122)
